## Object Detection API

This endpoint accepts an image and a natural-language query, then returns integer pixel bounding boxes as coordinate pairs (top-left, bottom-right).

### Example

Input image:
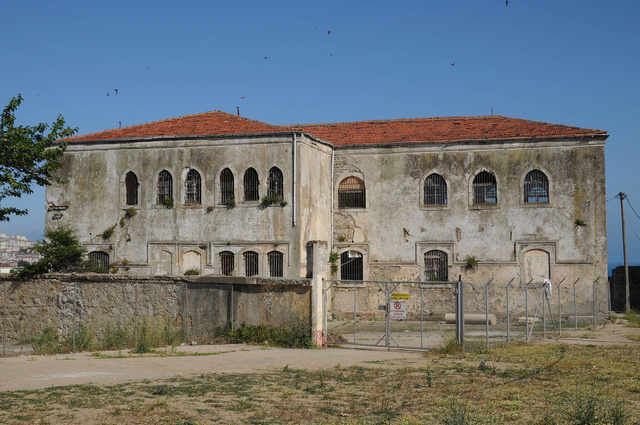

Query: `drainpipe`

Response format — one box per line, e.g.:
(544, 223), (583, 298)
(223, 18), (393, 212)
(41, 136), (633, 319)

(292, 132), (297, 228)
(331, 148), (335, 244)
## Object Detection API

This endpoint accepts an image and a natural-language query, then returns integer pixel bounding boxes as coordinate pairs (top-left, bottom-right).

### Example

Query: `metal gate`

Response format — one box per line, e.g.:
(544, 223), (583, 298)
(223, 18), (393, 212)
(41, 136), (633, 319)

(322, 278), (463, 350)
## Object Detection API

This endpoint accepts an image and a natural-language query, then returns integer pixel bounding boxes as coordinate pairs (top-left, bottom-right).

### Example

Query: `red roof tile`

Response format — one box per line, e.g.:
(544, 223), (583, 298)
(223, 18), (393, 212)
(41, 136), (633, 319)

(66, 111), (607, 146)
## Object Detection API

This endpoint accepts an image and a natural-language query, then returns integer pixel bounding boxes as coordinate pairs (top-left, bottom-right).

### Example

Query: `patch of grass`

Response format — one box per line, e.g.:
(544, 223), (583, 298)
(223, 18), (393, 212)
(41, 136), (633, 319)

(214, 319), (313, 349)
(184, 267), (201, 275)
(624, 310), (640, 327)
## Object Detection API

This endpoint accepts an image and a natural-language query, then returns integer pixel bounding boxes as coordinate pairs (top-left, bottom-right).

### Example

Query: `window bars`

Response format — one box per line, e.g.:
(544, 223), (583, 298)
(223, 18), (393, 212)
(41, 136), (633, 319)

(267, 167), (283, 199)
(184, 169), (202, 204)
(473, 171), (497, 204)
(424, 173), (447, 205)
(220, 168), (234, 204)
(340, 251), (363, 280)
(268, 251), (283, 277)
(524, 170), (549, 203)
(244, 251), (259, 277)
(125, 172), (139, 205)
(424, 250), (448, 281)
(89, 251), (110, 270)
(338, 176), (366, 208)
(243, 168), (260, 201)
(157, 170), (173, 205)
(219, 251), (234, 276)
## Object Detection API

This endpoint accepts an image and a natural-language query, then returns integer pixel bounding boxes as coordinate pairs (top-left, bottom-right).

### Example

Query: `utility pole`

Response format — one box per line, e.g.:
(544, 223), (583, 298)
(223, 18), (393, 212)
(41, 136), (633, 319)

(619, 192), (630, 312)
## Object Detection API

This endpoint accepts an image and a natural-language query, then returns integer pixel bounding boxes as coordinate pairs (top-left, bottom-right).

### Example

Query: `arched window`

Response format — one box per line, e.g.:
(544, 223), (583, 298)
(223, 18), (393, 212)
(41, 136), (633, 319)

(220, 168), (234, 204)
(125, 171), (139, 205)
(219, 251), (234, 276)
(338, 177), (366, 208)
(184, 169), (201, 204)
(473, 171), (497, 204)
(424, 173), (447, 205)
(267, 167), (284, 199)
(244, 168), (260, 201)
(424, 250), (448, 281)
(244, 251), (259, 276)
(157, 170), (173, 206)
(268, 251), (283, 277)
(524, 170), (549, 203)
(89, 251), (110, 270)
(340, 251), (363, 281)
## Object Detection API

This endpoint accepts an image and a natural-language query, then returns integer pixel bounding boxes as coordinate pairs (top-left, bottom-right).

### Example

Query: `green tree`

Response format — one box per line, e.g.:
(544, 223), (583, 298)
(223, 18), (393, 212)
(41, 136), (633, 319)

(0, 94), (77, 221)
(13, 225), (88, 279)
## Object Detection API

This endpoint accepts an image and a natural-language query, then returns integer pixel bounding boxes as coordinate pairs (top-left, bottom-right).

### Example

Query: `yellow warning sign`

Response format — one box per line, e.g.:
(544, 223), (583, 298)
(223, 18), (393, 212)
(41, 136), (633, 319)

(390, 293), (410, 300)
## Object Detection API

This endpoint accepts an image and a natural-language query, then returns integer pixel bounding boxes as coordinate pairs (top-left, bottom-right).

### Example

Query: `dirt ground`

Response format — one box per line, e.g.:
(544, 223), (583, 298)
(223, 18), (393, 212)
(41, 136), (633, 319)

(1, 319), (638, 393)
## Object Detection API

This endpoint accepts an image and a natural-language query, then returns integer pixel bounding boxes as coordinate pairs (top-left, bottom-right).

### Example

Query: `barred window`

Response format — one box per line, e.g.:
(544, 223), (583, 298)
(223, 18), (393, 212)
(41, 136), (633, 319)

(185, 169), (202, 204)
(340, 251), (363, 281)
(220, 168), (234, 204)
(267, 167), (284, 199)
(524, 170), (549, 203)
(125, 172), (139, 205)
(338, 177), (366, 209)
(424, 173), (447, 205)
(268, 251), (283, 277)
(157, 170), (173, 205)
(473, 171), (497, 204)
(424, 250), (448, 281)
(219, 251), (234, 276)
(244, 168), (260, 201)
(89, 251), (110, 270)
(244, 251), (259, 277)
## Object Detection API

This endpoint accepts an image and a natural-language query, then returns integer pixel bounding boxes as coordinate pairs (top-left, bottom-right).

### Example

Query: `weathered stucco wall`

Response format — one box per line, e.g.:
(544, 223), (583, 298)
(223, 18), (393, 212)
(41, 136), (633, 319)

(46, 134), (333, 278)
(332, 139), (607, 286)
(0, 274), (311, 343)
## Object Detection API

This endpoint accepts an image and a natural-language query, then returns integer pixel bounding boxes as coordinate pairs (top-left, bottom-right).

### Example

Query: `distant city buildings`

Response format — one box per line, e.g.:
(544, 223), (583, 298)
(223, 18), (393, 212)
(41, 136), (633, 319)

(0, 233), (41, 274)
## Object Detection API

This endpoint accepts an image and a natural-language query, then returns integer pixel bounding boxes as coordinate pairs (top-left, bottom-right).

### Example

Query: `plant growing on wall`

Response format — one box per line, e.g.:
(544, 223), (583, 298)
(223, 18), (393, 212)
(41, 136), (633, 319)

(464, 255), (478, 270)
(102, 225), (116, 240)
(184, 267), (201, 275)
(124, 207), (137, 219)
(329, 251), (339, 274)
(224, 196), (236, 208)
(575, 219), (586, 227)
(163, 197), (174, 209)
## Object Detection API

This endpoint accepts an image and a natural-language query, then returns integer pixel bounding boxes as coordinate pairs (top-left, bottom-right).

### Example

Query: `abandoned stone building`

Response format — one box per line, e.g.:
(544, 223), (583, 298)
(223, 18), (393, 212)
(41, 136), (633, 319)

(47, 111), (608, 289)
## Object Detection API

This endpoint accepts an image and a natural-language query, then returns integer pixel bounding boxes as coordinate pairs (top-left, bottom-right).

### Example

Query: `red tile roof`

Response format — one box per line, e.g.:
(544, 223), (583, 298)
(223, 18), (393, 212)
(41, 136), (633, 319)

(66, 111), (607, 146)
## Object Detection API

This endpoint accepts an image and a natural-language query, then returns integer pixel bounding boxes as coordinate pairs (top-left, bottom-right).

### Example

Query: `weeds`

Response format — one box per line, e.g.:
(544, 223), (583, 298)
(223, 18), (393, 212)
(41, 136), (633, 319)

(214, 319), (313, 349)
(624, 310), (639, 327)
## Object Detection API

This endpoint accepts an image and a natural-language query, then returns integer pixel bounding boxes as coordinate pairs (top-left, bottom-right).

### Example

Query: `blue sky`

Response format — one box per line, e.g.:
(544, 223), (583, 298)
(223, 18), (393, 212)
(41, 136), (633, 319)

(1, 0), (639, 268)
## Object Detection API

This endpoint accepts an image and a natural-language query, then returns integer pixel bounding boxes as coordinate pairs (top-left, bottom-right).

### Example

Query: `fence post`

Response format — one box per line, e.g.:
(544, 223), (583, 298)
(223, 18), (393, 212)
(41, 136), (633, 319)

(72, 282), (77, 353)
(456, 276), (464, 348)
(322, 279), (327, 347)
(385, 281), (390, 349)
(134, 284), (138, 347)
(485, 278), (493, 350)
(593, 278), (599, 326)
(2, 281), (6, 358)
(574, 279), (579, 330)
(353, 281), (357, 344)
(506, 278), (515, 345)
(186, 282), (190, 343)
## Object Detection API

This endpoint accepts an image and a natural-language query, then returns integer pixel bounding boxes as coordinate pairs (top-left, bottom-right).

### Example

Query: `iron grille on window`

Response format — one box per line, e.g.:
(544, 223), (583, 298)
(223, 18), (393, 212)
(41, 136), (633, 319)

(340, 251), (363, 281)
(424, 250), (448, 281)
(219, 251), (234, 276)
(424, 173), (447, 205)
(268, 251), (283, 277)
(157, 170), (173, 205)
(220, 168), (234, 204)
(524, 170), (549, 203)
(244, 251), (259, 277)
(473, 171), (497, 204)
(89, 251), (110, 270)
(244, 168), (260, 201)
(125, 172), (139, 205)
(185, 169), (201, 204)
(267, 167), (283, 199)
(338, 177), (366, 208)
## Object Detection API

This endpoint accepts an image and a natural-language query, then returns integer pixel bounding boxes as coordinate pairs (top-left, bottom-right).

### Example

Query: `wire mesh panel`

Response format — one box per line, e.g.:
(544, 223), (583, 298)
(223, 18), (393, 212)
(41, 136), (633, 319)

(243, 168), (260, 201)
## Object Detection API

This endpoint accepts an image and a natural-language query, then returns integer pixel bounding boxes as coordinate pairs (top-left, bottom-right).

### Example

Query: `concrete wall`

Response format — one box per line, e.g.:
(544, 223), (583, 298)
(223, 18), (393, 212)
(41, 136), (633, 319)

(0, 274), (311, 343)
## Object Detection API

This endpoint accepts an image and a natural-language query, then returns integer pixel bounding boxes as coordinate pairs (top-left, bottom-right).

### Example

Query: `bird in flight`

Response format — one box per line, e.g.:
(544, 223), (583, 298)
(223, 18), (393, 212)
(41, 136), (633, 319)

(114, 89), (118, 95)
(106, 92), (109, 96)
(240, 95), (245, 99)
(506, 0), (508, 6)
(450, 62), (455, 66)
(264, 56), (268, 60)
(328, 30), (331, 35)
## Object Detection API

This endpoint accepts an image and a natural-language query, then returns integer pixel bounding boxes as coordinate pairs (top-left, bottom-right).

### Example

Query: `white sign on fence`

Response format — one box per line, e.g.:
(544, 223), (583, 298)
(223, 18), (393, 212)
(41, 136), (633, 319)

(389, 301), (406, 320)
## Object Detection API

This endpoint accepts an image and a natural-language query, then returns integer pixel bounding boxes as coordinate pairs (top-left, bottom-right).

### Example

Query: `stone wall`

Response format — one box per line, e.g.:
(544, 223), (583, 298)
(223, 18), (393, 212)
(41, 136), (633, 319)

(0, 274), (311, 343)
